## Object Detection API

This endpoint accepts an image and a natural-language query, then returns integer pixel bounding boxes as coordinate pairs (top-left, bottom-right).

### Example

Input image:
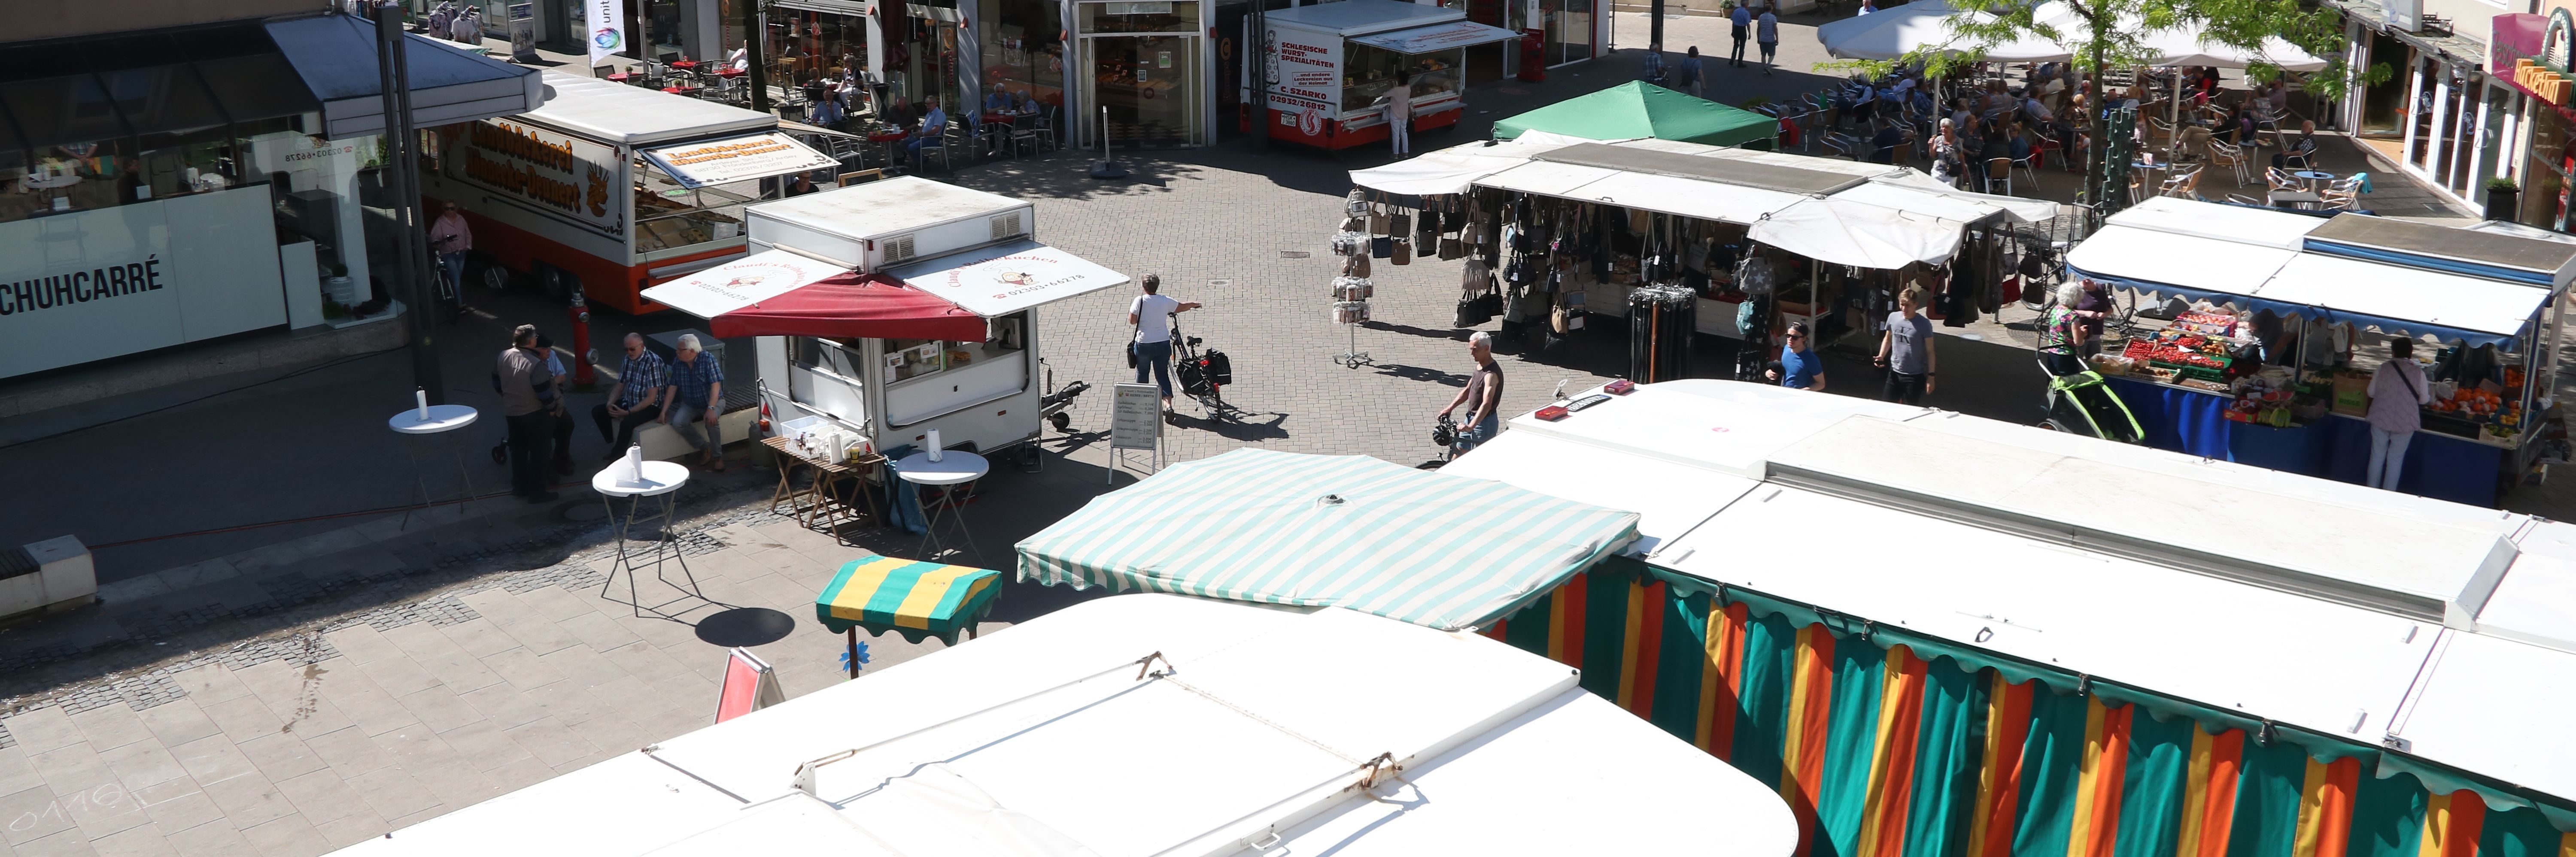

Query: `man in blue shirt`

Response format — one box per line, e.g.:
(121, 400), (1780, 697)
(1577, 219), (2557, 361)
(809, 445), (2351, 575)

(591, 332), (667, 460)
(1641, 43), (1666, 85)
(1728, 3), (1752, 67)
(908, 99), (948, 164)
(1777, 322), (1827, 391)
(1677, 46), (1705, 97)
(658, 333), (727, 470)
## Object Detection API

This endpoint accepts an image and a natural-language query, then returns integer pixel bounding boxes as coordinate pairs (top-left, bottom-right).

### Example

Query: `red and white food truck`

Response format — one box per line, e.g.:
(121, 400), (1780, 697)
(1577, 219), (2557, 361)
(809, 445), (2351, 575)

(1252, 0), (1519, 150)
(422, 71), (838, 315)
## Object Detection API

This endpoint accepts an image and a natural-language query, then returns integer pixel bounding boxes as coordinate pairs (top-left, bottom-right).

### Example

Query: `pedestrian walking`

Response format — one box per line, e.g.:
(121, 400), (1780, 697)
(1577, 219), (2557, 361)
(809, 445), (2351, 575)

(592, 333), (667, 459)
(1641, 43), (1667, 85)
(1384, 72), (1414, 157)
(1777, 321), (1826, 391)
(536, 335), (577, 476)
(1439, 332), (1504, 453)
(2365, 337), (2431, 491)
(658, 333), (727, 471)
(428, 201), (471, 311)
(1875, 285), (1935, 404)
(1677, 46), (1705, 97)
(493, 324), (559, 503)
(1728, 2), (1752, 67)
(1756, 5), (1780, 76)
(1127, 274), (1203, 412)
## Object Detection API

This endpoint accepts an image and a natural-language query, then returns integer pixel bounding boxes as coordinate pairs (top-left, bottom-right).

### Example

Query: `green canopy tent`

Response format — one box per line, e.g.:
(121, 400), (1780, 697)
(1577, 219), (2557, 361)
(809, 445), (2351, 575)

(1492, 80), (1778, 148)
(1015, 449), (1640, 631)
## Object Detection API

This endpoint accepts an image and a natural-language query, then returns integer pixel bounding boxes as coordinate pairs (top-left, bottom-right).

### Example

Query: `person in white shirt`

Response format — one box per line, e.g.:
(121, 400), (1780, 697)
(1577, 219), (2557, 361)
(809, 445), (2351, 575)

(1383, 72), (1414, 156)
(1127, 274), (1205, 411)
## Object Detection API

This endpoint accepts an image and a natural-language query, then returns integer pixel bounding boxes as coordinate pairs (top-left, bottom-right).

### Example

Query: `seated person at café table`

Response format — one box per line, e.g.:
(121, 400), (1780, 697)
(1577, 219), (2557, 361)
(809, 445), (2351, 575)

(908, 99), (948, 157)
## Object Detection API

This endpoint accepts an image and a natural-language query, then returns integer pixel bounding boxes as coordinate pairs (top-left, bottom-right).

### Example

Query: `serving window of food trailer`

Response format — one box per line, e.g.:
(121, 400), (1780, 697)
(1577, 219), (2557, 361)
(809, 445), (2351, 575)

(1254, 1), (1517, 150)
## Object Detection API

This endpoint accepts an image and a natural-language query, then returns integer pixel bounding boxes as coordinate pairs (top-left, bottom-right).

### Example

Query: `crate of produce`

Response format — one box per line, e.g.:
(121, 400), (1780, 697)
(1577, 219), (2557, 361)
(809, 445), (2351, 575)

(2421, 411), (2483, 439)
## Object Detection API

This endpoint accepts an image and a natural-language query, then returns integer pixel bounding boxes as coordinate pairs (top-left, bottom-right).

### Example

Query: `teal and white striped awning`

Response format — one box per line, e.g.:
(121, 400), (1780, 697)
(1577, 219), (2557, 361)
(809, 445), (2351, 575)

(1015, 449), (1641, 631)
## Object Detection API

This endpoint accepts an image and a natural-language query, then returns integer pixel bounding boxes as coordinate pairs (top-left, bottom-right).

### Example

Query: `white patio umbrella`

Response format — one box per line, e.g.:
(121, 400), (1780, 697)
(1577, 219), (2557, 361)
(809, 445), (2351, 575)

(1748, 197), (1968, 269)
(1817, 0), (2072, 62)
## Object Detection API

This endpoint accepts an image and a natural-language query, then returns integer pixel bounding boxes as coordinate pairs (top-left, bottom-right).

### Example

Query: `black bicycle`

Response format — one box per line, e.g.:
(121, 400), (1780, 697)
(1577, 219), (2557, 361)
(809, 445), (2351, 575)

(1166, 313), (1234, 418)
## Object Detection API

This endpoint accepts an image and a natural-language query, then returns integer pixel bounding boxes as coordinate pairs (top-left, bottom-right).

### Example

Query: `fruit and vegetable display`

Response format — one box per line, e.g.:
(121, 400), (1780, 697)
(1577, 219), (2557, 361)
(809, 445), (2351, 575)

(2122, 330), (2234, 372)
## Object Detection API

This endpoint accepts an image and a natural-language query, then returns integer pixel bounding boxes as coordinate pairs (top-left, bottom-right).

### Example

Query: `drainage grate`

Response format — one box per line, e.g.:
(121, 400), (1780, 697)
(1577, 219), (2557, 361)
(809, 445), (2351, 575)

(1209, 279), (1233, 287)
(1279, 251), (1311, 259)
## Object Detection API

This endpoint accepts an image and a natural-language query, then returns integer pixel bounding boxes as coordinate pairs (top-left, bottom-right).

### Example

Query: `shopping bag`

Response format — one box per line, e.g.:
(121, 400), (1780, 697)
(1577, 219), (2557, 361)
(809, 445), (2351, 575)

(1389, 212), (1411, 241)
(1439, 237), (1464, 260)
(1371, 236), (1393, 259)
(1391, 239), (1412, 266)
(1369, 205), (1391, 236)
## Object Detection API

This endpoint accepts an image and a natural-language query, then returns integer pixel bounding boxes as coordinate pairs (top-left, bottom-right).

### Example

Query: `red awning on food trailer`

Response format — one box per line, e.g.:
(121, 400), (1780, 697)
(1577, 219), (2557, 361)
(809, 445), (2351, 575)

(640, 251), (990, 342)
(707, 273), (989, 341)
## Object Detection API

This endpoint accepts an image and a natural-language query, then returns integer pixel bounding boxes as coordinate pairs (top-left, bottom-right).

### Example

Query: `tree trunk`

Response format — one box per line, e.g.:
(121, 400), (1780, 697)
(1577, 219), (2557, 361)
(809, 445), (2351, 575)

(2086, 30), (2106, 226)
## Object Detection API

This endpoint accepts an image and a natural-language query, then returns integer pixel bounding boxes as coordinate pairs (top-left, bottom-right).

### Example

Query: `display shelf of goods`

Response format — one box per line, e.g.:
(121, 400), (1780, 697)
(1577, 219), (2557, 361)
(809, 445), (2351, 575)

(1332, 301), (1372, 324)
(2170, 310), (2238, 336)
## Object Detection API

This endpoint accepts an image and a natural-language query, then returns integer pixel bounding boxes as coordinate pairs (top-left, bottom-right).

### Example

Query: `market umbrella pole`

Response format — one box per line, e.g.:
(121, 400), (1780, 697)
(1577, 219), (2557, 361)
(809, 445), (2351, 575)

(846, 628), (860, 679)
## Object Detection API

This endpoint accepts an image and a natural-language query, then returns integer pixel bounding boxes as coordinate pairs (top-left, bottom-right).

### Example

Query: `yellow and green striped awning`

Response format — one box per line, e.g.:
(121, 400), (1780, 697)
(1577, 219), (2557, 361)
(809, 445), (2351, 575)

(814, 556), (1002, 645)
(1015, 449), (1641, 631)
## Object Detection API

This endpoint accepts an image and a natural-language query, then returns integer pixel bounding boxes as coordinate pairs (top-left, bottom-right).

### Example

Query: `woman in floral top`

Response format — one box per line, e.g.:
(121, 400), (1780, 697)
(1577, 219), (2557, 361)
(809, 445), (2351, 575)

(2036, 282), (2089, 376)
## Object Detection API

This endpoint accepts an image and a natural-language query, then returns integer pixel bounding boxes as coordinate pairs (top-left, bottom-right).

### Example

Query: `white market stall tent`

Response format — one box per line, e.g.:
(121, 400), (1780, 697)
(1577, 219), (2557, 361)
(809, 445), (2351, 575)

(1429, 378), (2576, 856)
(327, 594), (1801, 857)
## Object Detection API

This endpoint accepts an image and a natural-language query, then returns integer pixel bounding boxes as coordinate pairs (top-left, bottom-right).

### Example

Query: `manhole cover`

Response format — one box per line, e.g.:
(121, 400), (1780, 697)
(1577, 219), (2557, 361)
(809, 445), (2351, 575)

(1209, 279), (1233, 287)
(1279, 250), (1311, 259)
(694, 607), (796, 647)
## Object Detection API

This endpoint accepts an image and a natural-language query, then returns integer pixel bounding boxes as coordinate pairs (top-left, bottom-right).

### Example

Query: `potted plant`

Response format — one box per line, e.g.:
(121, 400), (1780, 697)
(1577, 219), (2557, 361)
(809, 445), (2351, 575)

(2486, 178), (2520, 222)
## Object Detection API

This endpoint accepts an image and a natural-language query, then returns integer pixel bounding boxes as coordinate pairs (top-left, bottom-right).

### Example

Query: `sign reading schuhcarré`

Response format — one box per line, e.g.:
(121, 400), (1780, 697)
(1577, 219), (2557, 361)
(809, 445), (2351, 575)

(0, 255), (166, 317)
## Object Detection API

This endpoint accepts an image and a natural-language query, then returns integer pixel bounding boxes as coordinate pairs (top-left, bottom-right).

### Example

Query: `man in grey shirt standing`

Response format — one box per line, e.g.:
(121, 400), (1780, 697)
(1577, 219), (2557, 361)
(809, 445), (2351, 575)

(1875, 285), (1936, 405)
(493, 324), (559, 502)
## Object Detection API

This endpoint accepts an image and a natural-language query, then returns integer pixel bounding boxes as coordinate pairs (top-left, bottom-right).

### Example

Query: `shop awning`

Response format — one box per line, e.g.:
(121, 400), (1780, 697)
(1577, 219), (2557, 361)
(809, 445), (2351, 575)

(1015, 449), (1640, 631)
(886, 239), (1130, 317)
(265, 14), (546, 139)
(641, 131), (839, 189)
(813, 556), (1002, 646)
(2302, 214), (2576, 289)
(2251, 255), (2546, 345)
(1349, 20), (1525, 53)
(640, 249), (989, 341)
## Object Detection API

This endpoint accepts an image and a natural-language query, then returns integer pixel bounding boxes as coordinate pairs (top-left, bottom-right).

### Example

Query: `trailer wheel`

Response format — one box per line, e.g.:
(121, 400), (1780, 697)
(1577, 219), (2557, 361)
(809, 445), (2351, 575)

(478, 263), (511, 293)
(1050, 412), (1072, 431)
(538, 264), (578, 302)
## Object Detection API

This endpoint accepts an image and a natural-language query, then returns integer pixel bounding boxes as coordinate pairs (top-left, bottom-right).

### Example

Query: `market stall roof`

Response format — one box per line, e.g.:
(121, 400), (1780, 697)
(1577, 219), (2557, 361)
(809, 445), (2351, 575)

(639, 250), (988, 341)
(1015, 449), (1641, 631)
(2069, 199), (2561, 345)
(522, 69), (778, 145)
(1451, 378), (2576, 815)
(1492, 82), (1780, 148)
(1350, 19), (1524, 52)
(1337, 130), (1595, 196)
(1538, 141), (1861, 194)
(335, 594), (1801, 857)
(265, 14), (546, 139)
(1260, 0), (1467, 35)
(2303, 213), (2576, 289)
(884, 238), (1130, 317)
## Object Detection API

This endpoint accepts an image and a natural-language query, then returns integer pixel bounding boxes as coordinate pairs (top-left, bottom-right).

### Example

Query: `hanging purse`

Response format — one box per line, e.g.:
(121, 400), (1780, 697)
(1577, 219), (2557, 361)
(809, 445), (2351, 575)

(1416, 209), (1439, 247)
(1372, 235), (1393, 259)
(1389, 210), (1412, 244)
(1440, 236), (1464, 260)
(1345, 188), (1372, 218)
(1343, 252), (1370, 278)
(1392, 239), (1412, 266)
(1368, 201), (1391, 236)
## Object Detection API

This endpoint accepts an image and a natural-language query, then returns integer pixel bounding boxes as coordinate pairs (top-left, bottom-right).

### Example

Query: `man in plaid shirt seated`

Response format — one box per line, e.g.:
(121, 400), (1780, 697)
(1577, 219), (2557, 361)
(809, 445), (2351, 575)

(590, 333), (667, 460)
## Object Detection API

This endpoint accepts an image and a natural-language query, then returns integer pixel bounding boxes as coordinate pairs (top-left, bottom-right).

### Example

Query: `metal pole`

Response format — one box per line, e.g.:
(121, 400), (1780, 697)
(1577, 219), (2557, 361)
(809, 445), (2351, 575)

(377, 2), (447, 404)
(747, 0), (772, 113)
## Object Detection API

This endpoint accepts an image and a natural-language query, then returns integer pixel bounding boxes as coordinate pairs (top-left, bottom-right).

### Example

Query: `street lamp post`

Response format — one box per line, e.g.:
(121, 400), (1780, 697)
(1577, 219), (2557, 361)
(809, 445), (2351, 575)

(375, 1), (448, 404)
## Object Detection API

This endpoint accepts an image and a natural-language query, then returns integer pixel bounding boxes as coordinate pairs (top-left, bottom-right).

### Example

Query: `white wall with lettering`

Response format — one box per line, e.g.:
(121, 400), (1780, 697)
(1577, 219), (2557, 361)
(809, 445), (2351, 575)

(0, 186), (287, 379)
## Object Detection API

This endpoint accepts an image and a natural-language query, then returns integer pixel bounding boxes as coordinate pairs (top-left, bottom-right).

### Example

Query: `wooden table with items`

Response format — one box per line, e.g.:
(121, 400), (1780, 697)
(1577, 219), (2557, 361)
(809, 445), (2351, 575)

(762, 436), (886, 539)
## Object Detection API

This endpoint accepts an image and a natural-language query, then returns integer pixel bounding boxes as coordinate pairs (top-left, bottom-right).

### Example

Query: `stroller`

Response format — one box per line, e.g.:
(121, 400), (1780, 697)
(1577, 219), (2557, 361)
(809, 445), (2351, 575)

(2041, 366), (2145, 444)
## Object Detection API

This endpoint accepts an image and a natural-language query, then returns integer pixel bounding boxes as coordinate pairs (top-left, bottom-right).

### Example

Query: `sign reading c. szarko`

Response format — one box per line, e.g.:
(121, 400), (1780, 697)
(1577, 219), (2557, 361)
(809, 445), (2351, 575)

(0, 256), (167, 317)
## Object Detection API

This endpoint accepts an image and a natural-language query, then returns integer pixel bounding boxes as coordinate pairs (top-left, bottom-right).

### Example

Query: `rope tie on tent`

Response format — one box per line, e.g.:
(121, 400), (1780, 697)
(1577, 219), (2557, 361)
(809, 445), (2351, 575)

(1134, 651), (1173, 680)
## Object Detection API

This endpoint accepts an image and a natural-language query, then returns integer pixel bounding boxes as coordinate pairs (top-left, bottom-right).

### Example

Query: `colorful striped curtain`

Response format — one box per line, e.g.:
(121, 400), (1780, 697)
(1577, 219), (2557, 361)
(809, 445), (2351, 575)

(1480, 562), (2576, 857)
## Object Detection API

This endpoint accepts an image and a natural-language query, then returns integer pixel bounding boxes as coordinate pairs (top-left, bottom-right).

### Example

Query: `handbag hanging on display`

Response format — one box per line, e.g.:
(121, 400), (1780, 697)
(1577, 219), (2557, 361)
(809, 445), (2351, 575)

(1392, 239), (1412, 266)
(1343, 252), (1370, 278)
(1440, 236), (1464, 260)
(1416, 209), (1439, 247)
(1368, 201), (1391, 236)
(1371, 235), (1393, 259)
(1389, 210), (1412, 243)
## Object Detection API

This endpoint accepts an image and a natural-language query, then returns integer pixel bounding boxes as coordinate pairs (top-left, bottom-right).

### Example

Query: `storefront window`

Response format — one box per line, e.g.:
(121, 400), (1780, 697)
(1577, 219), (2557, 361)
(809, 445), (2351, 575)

(770, 9), (869, 87)
(1341, 45), (1461, 113)
(1079, 0), (1197, 32)
(2525, 105), (2571, 231)
(635, 168), (761, 256)
(642, 0), (688, 60)
(981, 0), (1068, 109)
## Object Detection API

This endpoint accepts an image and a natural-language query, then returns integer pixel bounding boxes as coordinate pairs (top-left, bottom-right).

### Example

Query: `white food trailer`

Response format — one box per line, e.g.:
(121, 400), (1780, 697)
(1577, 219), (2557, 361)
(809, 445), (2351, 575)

(1252, 0), (1520, 150)
(641, 177), (1126, 458)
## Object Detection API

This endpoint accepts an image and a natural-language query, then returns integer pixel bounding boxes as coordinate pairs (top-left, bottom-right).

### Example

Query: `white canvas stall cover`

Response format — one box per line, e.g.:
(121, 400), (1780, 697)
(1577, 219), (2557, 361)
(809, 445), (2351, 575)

(1345, 130), (1595, 196)
(2065, 223), (2296, 296)
(1750, 197), (1968, 268)
(2026, 1), (2325, 70)
(1869, 170), (2060, 222)
(2101, 197), (2330, 249)
(2254, 255), (2550, 339)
